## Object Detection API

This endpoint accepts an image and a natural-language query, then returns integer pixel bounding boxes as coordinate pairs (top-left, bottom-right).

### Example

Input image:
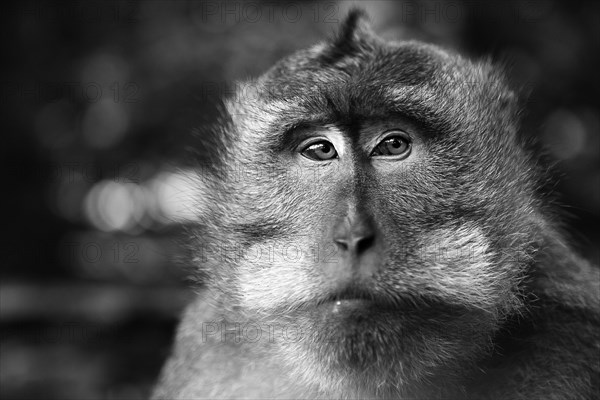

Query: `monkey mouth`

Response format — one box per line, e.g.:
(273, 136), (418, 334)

(312, 285), (401, 312)
(324, 286), (376, 303)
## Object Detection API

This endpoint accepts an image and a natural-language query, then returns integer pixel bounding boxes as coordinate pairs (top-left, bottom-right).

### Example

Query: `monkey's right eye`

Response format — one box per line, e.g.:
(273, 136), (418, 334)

(300, 141), (338, 161)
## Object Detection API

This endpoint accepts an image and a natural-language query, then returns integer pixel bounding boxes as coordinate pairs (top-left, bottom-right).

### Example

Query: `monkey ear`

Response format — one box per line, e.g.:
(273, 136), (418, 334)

(320, 8), (378, 63)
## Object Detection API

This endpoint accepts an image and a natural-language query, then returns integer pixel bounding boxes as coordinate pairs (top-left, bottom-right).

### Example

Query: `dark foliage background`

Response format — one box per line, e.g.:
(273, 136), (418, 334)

(1, 1), (598, 399)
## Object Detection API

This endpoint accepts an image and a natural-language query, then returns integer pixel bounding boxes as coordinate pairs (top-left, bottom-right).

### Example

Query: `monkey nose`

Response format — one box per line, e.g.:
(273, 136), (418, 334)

(332, 206), (378, 257)
(330, 217), (379, 279)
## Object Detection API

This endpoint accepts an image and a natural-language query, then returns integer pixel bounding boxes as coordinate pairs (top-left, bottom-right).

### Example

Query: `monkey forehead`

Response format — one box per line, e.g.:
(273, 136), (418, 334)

(263, 40), (461, 89)
(233, 42), (515, 138)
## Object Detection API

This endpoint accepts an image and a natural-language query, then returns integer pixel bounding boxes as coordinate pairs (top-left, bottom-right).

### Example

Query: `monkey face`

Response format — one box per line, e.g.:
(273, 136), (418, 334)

(192, 11), (536, 394)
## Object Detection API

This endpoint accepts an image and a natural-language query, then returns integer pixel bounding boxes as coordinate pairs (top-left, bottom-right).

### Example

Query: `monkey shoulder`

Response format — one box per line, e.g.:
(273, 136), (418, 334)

(471, 248), (599, 399)
(152, 291), (311, 399)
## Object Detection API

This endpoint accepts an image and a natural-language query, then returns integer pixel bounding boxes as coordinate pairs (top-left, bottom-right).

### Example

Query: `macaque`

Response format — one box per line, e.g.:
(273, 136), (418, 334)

(153, 10), (599, 400)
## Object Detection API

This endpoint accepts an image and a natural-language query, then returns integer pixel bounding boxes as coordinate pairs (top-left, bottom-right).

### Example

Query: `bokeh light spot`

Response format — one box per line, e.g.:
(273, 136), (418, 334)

(84, 181), (140, 232)
(148, 170), (199, 223)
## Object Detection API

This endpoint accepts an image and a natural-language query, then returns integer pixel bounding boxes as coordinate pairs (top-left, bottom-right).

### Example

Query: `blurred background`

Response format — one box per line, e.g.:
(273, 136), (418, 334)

(1, 0), (598, 399)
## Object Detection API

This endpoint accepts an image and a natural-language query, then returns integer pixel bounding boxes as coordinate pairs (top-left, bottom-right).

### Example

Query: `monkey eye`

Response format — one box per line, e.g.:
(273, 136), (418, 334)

(371, 132), (411, 158)
(300, 140), (338, 161)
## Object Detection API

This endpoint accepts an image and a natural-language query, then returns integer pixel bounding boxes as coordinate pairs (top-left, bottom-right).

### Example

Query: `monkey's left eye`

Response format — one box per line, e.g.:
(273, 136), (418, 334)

(300, 140), (338, 161)
(371, 132), (411, 158)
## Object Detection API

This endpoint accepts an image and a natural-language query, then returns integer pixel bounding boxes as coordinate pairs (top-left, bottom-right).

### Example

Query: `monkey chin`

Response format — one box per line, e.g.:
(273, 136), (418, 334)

(274, 294), (497, 397)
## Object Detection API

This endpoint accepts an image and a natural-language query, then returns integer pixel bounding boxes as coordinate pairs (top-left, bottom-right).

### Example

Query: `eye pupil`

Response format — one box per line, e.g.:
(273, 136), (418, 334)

(386, 139), (405, 154)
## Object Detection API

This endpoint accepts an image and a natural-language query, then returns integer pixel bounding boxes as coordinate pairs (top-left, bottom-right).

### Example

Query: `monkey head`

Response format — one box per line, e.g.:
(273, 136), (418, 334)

(190, 9), (540, 396)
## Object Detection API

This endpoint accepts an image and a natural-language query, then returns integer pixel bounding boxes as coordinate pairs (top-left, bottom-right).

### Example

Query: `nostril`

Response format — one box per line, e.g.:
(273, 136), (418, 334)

(334, 239), (349, 251)
(355, 235), (375, 255)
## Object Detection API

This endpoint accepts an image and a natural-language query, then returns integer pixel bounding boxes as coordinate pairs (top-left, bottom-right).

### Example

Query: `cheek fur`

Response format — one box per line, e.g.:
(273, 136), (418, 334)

(236, 240), (323, 312)
(415, 223), (525, 315)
